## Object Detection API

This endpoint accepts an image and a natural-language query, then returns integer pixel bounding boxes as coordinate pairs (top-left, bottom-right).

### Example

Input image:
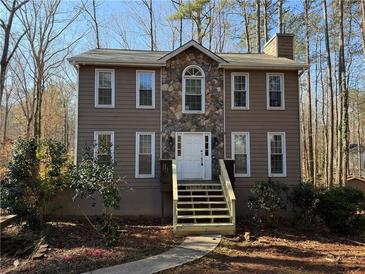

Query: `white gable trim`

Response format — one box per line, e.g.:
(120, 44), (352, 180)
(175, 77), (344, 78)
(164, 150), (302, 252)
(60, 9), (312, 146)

(158, 40), (227, 63)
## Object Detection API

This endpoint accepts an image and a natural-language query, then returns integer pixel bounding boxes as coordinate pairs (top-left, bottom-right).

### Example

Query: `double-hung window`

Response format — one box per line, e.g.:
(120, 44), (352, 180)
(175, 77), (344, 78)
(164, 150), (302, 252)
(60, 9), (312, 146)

(268, 132), (286, 177)
(232, 132), (250, 176)
(136, 70), (155, 108)
(231, 73), (249, 109)
(182, 65), (205, 113)
(94, 131), (114, 164)
(136, 132), (155, 178)
(267, 73), (284, 109)
(95, 69), (115, 108)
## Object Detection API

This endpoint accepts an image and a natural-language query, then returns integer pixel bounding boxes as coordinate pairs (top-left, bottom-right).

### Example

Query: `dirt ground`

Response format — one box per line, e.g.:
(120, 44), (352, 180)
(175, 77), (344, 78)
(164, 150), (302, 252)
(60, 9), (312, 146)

(1, 217), (181, 274)
(163, 225), (365, 274)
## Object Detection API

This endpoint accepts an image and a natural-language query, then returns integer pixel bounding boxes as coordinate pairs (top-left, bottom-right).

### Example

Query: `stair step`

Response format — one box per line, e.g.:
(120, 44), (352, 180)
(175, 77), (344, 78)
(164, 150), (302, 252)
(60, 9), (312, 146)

(178, 201), (227, 205)
(177, 215), (231, 219)
(178, 189), (223, 193)
(177, 208), (228, 212)
(179, 195), (225, 198)
(178, 184), (221, 187)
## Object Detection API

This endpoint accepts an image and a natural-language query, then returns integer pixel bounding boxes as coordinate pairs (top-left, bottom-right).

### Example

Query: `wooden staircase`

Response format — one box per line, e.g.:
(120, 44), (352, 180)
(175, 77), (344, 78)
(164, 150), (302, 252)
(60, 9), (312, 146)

(172, 161), (236, 236)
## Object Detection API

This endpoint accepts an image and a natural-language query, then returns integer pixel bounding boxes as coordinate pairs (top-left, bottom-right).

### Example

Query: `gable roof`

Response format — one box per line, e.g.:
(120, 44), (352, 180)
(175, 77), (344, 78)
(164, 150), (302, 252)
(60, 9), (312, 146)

(158, 40), (228, 63)
(68, 42), (307, 70)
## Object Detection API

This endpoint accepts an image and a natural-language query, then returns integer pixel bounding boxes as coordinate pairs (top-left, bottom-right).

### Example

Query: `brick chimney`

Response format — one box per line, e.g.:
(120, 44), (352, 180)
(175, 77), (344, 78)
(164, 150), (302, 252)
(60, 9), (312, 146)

(263, 33), (294, 60)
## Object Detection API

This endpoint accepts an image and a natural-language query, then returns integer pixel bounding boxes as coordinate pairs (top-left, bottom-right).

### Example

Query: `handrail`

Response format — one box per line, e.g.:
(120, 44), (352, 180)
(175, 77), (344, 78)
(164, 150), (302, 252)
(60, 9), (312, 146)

(172, 159), (178, 229)
(219, 159), (236, 228)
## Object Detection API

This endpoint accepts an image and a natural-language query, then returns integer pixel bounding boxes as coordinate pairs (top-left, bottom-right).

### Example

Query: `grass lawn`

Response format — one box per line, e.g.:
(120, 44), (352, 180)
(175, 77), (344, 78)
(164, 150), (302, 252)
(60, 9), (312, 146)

(163, 225), (365, 274)
(1, 217), (181, 274)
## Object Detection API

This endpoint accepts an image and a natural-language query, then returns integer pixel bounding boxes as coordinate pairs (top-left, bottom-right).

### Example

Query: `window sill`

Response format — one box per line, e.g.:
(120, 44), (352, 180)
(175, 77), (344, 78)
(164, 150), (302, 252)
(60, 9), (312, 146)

(231, 107), (250, 110)
(182, 111), (205, 114)
(268, 174), (287, 177)
(136, 106), (155, 109)
(95, 105), (115, 108)
(267, 107), (285, 110)
(235, 173), (250, 177)
(135, 174), (155, 179)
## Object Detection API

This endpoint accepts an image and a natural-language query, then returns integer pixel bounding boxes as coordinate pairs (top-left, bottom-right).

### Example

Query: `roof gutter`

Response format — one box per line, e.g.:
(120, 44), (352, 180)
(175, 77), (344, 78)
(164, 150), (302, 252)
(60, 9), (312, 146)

(67, 58), (165, 67)
(218, 64), (308, 70)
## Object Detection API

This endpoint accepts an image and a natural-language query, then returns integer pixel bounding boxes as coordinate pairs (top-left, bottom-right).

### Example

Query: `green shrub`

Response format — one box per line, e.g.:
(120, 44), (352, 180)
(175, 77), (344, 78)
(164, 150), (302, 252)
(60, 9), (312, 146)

(0, 138), (69, 228)
(290, 182), (321, 226)
(318, 186), (365, 234)
(248, 181), (288, 225)
(69, 147), (126, 246)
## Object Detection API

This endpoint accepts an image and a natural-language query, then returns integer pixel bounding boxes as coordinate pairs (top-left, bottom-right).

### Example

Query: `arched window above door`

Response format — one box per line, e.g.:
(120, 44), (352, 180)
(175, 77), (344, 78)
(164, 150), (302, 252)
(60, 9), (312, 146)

(182, 65), (205, 113)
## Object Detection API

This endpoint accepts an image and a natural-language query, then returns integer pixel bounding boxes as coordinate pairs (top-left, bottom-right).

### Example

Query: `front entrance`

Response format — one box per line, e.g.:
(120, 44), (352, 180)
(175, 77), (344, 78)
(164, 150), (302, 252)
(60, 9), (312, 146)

(176, 132), (212, 180)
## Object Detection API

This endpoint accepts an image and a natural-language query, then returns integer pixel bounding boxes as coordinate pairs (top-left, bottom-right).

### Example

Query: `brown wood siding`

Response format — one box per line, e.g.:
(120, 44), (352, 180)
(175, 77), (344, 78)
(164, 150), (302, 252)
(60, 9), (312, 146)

(225, 69), (301, 186)
(277, 36), (294, 59)
(77, 65), (161, 187)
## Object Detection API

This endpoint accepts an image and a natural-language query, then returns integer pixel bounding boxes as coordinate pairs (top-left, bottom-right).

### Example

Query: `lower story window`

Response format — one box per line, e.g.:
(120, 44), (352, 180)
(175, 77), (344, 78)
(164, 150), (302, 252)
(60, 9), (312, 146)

(136, 132), (155, 178)
(232, 132), (250, 176)
(94, 131), (114, 164)
(268, 132), (286, 177)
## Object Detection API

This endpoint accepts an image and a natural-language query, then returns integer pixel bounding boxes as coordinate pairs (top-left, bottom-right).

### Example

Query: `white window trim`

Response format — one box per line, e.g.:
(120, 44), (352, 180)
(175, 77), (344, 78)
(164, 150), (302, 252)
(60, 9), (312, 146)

(136, 70), (155, 109)
(266, 73), (285, 110)
(267, 132), (287, 177)
(231, 72), (249, 110)
(95, 69), (115, 108)
(93, 131), (115, 162)
(182, 65), (205, 114)
(135, 132), (155, 178)
(231, 132), (251, 177)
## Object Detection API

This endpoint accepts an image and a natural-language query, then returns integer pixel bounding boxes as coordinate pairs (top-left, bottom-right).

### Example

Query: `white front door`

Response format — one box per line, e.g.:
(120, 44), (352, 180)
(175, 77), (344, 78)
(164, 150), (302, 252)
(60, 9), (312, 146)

(176, 132), (212, 180)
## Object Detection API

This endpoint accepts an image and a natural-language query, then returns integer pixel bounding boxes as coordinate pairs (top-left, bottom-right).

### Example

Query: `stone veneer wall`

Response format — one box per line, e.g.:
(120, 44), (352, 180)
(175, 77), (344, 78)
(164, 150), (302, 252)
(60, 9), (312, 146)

(161, 47), (224, 178)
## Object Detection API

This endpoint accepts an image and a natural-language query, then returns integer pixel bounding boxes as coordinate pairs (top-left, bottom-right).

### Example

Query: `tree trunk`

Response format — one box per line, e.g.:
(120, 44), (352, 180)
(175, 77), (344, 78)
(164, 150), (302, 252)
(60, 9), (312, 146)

(149, 0), (154, 50)
(339, 0), (348, 185)
(278, 0), (283, 33)
(2, 93), (9, 145)
(256, 0), (261, 53)
(361, 0), (365, 58)
(305, 0), (314, 182)
(323, 0), (334, 188)
(243, 3), (251, 53)
(263, 0), (268, 42)
(92, 0), (100, 48)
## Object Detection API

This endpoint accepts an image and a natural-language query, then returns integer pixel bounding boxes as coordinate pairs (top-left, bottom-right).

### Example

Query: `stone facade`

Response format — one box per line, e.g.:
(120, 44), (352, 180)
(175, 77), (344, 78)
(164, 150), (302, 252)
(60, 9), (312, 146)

(161, 47), (224, 178)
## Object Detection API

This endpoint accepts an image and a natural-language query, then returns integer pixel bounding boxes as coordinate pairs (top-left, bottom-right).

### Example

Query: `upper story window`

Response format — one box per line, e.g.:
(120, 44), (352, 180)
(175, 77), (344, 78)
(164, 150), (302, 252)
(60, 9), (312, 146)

(267, 73), (285, 110)
(182, 65), (205, 113)
(268, 132), (286, 177)
(136, 70), (155, 108)
(95, 69), (115, 108)
(94, 131), (114, 164)
(231, 73), (249, 110)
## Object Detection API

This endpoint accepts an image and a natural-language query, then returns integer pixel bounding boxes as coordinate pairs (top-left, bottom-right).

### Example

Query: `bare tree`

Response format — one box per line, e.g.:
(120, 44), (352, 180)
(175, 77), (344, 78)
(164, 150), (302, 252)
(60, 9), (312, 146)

(323, 0), (335, 188)
(305, 0), (314, 182)
(2, 83), (14, 145)
(278, 0), (283, 33)
(361, 0), (365, 57)
(238, 0), (252, 52)
(171, 0), (183, 47)
(256, 0), (261, 52)
(20, 0), (81, 140)
(0, 0), (29, 106)
(338, 0), (348, 185)
(142, 0), (156, 51)
(82, 0), (101, 48)
(263, 0), (270, 42)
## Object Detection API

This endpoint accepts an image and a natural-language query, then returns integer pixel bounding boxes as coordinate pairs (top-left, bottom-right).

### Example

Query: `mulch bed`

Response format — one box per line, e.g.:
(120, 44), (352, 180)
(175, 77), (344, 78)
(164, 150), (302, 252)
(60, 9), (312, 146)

(162, 224), (365, 274)
(1, 217), (181, 274)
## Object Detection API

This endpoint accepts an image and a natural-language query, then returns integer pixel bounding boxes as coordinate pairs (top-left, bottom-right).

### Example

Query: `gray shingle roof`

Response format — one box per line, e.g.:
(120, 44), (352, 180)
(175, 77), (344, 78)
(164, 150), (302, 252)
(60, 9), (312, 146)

(68, 47), (307, 70)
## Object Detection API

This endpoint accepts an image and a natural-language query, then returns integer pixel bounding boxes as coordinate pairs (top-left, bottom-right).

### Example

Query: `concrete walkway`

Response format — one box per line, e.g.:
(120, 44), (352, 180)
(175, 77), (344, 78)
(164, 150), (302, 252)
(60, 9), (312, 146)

(84, 235), (221, 274)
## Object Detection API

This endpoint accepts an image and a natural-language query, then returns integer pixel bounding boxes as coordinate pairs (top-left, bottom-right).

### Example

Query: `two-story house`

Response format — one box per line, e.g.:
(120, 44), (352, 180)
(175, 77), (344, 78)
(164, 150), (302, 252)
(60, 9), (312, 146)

(67, 34), (306, 235)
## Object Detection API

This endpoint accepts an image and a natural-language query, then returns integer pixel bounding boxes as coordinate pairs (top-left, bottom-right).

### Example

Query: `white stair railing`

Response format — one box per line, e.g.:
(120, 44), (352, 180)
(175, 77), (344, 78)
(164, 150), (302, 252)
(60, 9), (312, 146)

(172, 159), (178, 231)
(219, 159), (236, 230)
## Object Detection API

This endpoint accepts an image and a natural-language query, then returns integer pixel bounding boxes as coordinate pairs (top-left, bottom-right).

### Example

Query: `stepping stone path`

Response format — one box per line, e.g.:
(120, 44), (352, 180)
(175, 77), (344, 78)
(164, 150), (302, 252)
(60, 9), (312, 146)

(84, 235), (221, 274)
